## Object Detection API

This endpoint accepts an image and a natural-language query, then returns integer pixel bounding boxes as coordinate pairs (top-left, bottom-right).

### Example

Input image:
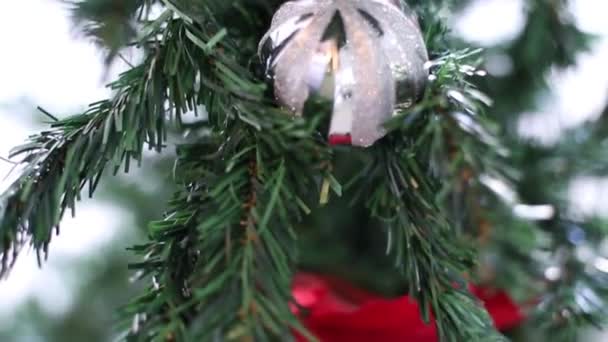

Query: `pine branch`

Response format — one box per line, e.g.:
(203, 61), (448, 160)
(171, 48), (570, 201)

(344, 50), (508, 341)
(113, 6), (512, 341)
(413, 50), (544, 314)
(4, 1), (323, 339)
(0, 12), (209, 276)
(105, 2), (332, 339)
(508, 112), (608, 339)
(121, 107), (331, 340)
(368, 144), (503, 342)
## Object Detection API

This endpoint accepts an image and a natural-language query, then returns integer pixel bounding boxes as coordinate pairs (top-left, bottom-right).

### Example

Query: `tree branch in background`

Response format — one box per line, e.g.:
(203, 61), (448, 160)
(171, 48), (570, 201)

(484, 0), (593, 118)
(68, 0), (158, 64)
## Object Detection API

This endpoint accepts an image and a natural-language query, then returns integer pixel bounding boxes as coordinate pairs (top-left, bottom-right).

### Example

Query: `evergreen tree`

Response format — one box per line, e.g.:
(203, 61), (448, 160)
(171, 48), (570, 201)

(1, 0), (605, 341)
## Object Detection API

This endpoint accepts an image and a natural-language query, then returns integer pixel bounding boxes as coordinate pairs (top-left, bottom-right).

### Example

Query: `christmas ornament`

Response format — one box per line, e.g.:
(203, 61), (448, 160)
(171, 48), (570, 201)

(291, 273), (524, 342)
(259, 0), (429, 147)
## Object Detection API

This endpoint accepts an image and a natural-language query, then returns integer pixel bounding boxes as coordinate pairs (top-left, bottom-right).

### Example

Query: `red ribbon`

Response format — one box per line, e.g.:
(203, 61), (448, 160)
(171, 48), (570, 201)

(292, 273), (524, 342)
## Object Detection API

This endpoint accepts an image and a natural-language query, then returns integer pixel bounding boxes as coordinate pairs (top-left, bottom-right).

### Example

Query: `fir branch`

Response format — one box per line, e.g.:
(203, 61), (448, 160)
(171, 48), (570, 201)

(111, 5), (335, 339)
(353, 50), (508, 341)
(509, 112), (608, 339)
(446, 62), (608, 341)
(121, 110), (330, 340)
(360, 142), (504, 342)
(0, 13), (206, 276)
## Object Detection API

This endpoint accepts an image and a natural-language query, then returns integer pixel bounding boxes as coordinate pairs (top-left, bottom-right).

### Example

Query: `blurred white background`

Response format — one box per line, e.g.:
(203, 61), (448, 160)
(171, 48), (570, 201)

(0, 0), (135, 327)
(0, 0), (607, 340)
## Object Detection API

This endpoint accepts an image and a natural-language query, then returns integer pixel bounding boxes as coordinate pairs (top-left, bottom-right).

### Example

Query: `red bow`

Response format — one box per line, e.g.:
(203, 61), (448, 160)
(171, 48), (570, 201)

(292, 273), (523, 342)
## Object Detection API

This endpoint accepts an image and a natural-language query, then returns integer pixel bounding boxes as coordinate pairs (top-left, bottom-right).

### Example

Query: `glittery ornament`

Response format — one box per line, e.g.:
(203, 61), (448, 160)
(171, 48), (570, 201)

(259, 0), (429, 147)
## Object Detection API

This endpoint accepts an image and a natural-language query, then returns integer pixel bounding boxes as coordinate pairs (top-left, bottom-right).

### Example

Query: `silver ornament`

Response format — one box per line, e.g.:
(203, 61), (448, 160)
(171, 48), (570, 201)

(259, 0), (429, 147)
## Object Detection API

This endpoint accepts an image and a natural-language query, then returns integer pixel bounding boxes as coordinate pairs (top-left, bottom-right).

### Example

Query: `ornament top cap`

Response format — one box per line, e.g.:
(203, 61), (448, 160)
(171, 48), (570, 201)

(259, 0), (429, 147)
